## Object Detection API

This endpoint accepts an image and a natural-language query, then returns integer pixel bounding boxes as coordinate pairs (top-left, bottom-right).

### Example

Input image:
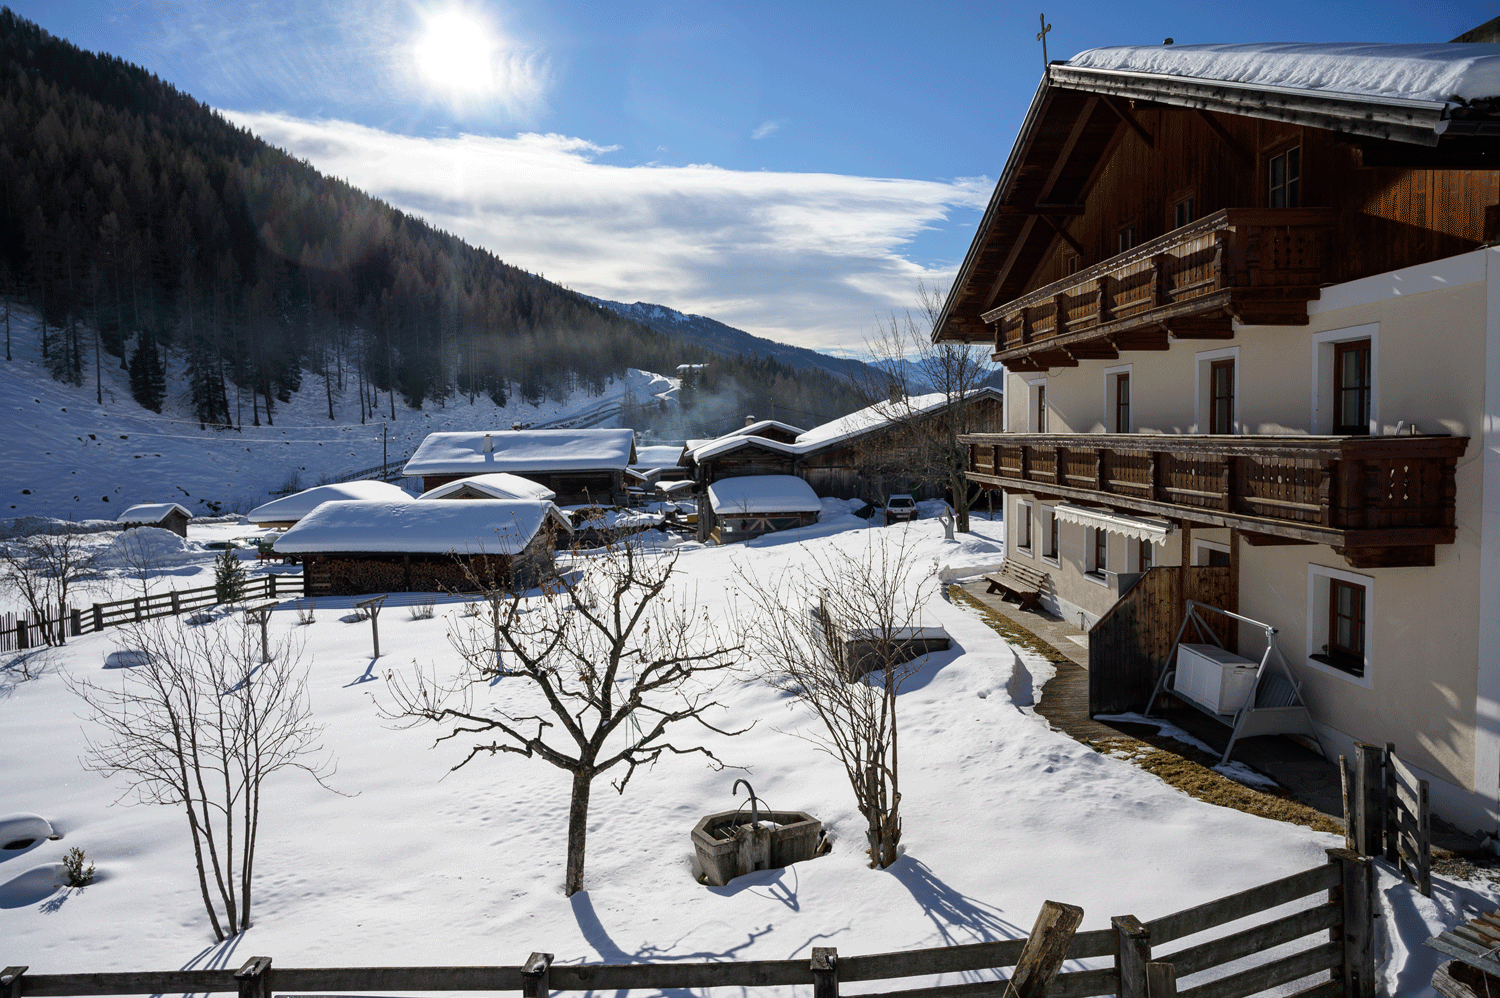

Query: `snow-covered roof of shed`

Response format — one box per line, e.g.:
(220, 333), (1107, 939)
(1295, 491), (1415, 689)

(708, 475), (822, 515)
(691, 435), (800, 462)
(633, 445), (688, 469)
(403, 429), (636, 476)
(273, 499), (567, 555)
(729, 420), (806, 438)
(416, 473), (555, 502)
(795, 388), (1002, 450)
(116, 503), (191, 524)
(1066, 44), (1500, 105)
(246, 481), (413, 525)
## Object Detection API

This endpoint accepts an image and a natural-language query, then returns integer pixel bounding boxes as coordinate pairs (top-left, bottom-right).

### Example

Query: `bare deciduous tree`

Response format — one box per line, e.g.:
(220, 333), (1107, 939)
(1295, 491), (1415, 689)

(864, 281), (999, 533)
(69, 615), (336, 940)
(735, 533), (936, 868)
(385, 536), (746, 896)
(0, 525), (99, 645)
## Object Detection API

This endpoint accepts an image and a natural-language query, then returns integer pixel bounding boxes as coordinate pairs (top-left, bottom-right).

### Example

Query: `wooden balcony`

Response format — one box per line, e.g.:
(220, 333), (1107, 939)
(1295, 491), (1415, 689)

(984, 208), (1337, 372)
(963, 432), (1468, 568)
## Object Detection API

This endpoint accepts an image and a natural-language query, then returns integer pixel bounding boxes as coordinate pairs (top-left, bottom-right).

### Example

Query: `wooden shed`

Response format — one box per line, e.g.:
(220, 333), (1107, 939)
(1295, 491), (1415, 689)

(273, 499), (571, 597)
(706, 475), (822, 543)
(115, 502), (192, 538)
(403, 429), (637, 506)
(247, 480), (414, 529)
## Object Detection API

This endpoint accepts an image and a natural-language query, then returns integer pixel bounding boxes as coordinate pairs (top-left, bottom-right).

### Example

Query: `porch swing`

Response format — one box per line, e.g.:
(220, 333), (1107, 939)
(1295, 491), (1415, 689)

(1144, 600), (1324, 765)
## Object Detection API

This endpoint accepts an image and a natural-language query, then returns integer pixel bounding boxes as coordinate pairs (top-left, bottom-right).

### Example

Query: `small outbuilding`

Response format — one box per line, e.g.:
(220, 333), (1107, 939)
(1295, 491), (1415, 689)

(274, 499), (572, 597)
(116, 502), (192, 538)
(707, 475), (822, 543)
(247, 480), (414, 529)
(417, 473), (556, 502)
(404, 429), (637, 505)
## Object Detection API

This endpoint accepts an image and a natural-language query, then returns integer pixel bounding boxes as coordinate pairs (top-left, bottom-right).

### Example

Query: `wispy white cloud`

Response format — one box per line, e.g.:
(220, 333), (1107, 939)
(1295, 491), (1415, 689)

(226, 111), (989, 351)
(751, 119), (784, 140)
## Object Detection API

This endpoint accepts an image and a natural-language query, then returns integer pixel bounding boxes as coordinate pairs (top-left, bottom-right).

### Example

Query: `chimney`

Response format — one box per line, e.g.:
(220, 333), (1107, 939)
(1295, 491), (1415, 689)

(483, 433), (493, 453)
(745, 415), (756, 427)
(889, 382), (903, 404)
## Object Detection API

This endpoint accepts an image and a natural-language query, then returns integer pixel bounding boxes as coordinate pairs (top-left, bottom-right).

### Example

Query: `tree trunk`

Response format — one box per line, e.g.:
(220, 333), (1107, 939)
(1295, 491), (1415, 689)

(564, 768), (592, 896)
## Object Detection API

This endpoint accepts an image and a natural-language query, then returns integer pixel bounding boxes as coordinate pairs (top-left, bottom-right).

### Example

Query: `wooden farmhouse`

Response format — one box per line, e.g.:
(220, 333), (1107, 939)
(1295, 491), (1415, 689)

(403, 429), (637, 506)
(682, 391), (1002, 540)
(934, 38), (1500, 834)
(274, 499), (571, 597)
(115, 502), (191, 538)
(246, 480), (414, 529)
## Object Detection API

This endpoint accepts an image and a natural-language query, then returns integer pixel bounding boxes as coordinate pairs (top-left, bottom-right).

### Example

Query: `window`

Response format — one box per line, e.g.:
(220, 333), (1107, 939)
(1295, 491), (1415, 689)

(1194, 540), (1231, 567)
(1334, 340), (1372, 435)
(1172, 196), (1195, 229)
(1138, 539), (1154, 571)
(1103, 365), (1133, 433)
(1269, 146), (1301, 208)
(1116, 225), (1136, 254)
(1042, 508), (1060, 561)
(1027, 379), (1048, 433)
(1307, 565), (1373, 684)
(1114, 372), (1131, 432)
(1016, 501), (1033, 551)
(1210, 359), (1235, 433)
(1090, 528), (1108, 577)
(1066, 253), (1082, 275)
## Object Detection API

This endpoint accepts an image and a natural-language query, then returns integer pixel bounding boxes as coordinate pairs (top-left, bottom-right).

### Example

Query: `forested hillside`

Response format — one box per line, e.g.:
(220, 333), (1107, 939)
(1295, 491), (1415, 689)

(0, 8), (866, 434)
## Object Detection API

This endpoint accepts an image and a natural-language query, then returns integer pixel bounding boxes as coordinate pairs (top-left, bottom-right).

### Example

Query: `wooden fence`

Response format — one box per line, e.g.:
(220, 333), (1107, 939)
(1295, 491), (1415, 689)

(1, 850), (1374, 998)
(1, 577), (291, 653)
(1345, 743), (1431, 896)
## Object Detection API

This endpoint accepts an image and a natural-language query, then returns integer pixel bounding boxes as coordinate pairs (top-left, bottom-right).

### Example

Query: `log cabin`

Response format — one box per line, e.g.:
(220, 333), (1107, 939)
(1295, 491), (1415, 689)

(115, 502), (192, 538)
(934, 38), (1500, 834)
(403, 429), (637, 506)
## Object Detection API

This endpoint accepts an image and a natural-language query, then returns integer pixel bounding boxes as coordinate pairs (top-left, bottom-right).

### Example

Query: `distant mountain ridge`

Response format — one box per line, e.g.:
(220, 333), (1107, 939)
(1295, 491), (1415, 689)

(584, 297), (880, 384)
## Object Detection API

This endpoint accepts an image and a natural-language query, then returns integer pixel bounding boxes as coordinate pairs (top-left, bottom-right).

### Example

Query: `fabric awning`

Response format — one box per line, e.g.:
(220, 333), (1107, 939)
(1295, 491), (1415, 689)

(1052, 503), (1175, 544)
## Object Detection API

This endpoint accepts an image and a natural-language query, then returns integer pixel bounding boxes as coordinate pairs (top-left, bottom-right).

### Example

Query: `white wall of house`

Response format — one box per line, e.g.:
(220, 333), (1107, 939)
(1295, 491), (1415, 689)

(999, 245), (1500, 834)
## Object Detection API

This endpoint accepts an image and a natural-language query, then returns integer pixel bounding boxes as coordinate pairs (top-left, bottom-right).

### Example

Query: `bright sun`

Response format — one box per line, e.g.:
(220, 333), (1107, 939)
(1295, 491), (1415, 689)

(413, 9), (496, 96)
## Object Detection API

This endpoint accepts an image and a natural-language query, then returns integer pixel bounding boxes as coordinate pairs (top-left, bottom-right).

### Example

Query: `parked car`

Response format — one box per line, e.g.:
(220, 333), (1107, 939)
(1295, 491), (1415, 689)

(883, 495), (919, 525)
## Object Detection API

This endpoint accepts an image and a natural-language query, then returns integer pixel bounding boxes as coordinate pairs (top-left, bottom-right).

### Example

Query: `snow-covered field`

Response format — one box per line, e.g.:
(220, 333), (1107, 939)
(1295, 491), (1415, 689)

(3, 510), (1492, 997)
(0, 309), (679, 522)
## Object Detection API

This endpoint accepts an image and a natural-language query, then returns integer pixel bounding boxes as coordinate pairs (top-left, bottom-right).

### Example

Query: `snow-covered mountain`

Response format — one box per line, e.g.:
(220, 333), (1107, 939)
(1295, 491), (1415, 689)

(0, 309), (680, 521)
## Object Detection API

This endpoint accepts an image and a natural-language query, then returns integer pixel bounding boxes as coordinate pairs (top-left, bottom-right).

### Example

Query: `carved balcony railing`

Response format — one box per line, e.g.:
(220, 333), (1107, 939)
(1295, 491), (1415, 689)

(984, 208), (1338, 372)
(962, 432), (1468, 568)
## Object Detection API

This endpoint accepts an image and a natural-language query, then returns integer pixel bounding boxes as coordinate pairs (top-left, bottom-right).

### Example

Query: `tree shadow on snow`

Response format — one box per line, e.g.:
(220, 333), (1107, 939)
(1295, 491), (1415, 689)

(178, 930), (246, 972)
(703, 862), (802, 911)
(344, 659), (380, 687)
(886, 855), (1027, 949)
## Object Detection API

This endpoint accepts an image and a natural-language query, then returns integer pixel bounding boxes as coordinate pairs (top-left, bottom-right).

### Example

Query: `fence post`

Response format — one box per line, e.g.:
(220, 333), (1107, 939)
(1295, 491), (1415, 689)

(1145, 963), (1177, 998)
(234, 957), (271, 998)
(16, 617), (28, 651)
(1416, 779), (1432, 898)
(171, 591), (180, 615)
(1, 966), (27, 998)
(1328, 849), (1375, 998)
(269, 575), (277, 599)
(93, 602), (103, 632)
(1113, 915), (1151, 998)
(1383, 742), (1398, 863)
(1352, 743), (1384, 856)
(1011, 900), (1084, 998)
(521, 952), (553, 998)
(70, 607), (81, 637)
(811, 947), (839, 998)
(133, 598), (142, 623)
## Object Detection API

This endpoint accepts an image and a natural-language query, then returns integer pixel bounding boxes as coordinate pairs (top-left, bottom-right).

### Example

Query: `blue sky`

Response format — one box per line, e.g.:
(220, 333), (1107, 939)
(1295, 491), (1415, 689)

(11, 1), (1497, 351)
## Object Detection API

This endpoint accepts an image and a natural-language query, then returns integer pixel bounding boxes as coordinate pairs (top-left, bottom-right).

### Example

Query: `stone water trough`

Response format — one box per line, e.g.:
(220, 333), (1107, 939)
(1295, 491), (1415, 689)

(691, 781), (824, 886)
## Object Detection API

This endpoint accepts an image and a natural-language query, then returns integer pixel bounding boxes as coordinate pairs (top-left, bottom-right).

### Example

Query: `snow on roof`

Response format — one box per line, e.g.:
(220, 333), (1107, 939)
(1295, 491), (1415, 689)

(1066, 43), (1500, 105)
(247, 481), (413, 525)
(403, 429), (636, 476)
(116, 502), (191, 524)
(691, 435), (800, 462)
(795, 389), (1001, 450)
(708, 475), (822, 515)
(273, 499), (567, 555)
(729, 420), (806, 438)
(416, 473), (556, 502)
(633, 444), (688, 469)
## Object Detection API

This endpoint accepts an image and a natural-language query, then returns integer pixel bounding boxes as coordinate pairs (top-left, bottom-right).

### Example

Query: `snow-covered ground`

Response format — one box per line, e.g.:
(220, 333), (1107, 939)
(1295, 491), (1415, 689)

(3, 510), (1491, 996)
(0, 308), (679, 521)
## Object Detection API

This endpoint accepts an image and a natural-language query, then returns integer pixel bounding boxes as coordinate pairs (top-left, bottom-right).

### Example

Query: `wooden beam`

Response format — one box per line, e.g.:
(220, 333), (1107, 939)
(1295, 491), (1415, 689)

(1167, 314), (1235, 339)
(1102, 96), (1154, 148)
(1335, 545), (1436, 569)
(1240, 532), (1316, 547)
(995, 203), (1088, 215)
(1010, 901), (1085, 998)
(1037, 212), (1087, 257)
(1194, 108), (1253, 166)
(982, 215), (1039, 311)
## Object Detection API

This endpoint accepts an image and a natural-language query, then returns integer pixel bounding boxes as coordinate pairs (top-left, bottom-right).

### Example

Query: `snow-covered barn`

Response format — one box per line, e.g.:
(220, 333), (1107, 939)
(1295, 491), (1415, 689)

(416, 473), (556, 502)
(706, 475), (822, 543)
(403, 429), (637, 505)
(246, 480), (414, 529)
(115, 502), (192, 538)
(273, 498), (570, 597)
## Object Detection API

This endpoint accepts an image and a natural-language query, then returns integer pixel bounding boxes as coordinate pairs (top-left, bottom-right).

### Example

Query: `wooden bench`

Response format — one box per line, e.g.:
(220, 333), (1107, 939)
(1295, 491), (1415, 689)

(983, 560), (1051, 614)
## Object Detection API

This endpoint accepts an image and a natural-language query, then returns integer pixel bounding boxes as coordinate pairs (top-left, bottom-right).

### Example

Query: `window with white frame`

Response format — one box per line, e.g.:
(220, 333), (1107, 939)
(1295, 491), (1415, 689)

(1041, 506), (1060, 562)
(1193, 539), (1231, 567)
(1195, 347), (1240, 434)
(1307, 564), (1373, 685)
(1137, 538), (1155, 571)
(1088, 528), (1108, 578)
(1015, 500), (1033, 552)
(1311, 324), (1378, 436)
(1104, 365), (1133, 433)
(1027, 378), (1048, 433)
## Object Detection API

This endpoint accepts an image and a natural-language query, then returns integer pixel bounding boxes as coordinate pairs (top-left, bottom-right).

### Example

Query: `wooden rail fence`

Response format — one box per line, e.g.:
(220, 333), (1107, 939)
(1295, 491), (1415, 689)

(2, 851), (1374, 998)
(2, 577), (292, 653)
(1345, 743), (1431, 896)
